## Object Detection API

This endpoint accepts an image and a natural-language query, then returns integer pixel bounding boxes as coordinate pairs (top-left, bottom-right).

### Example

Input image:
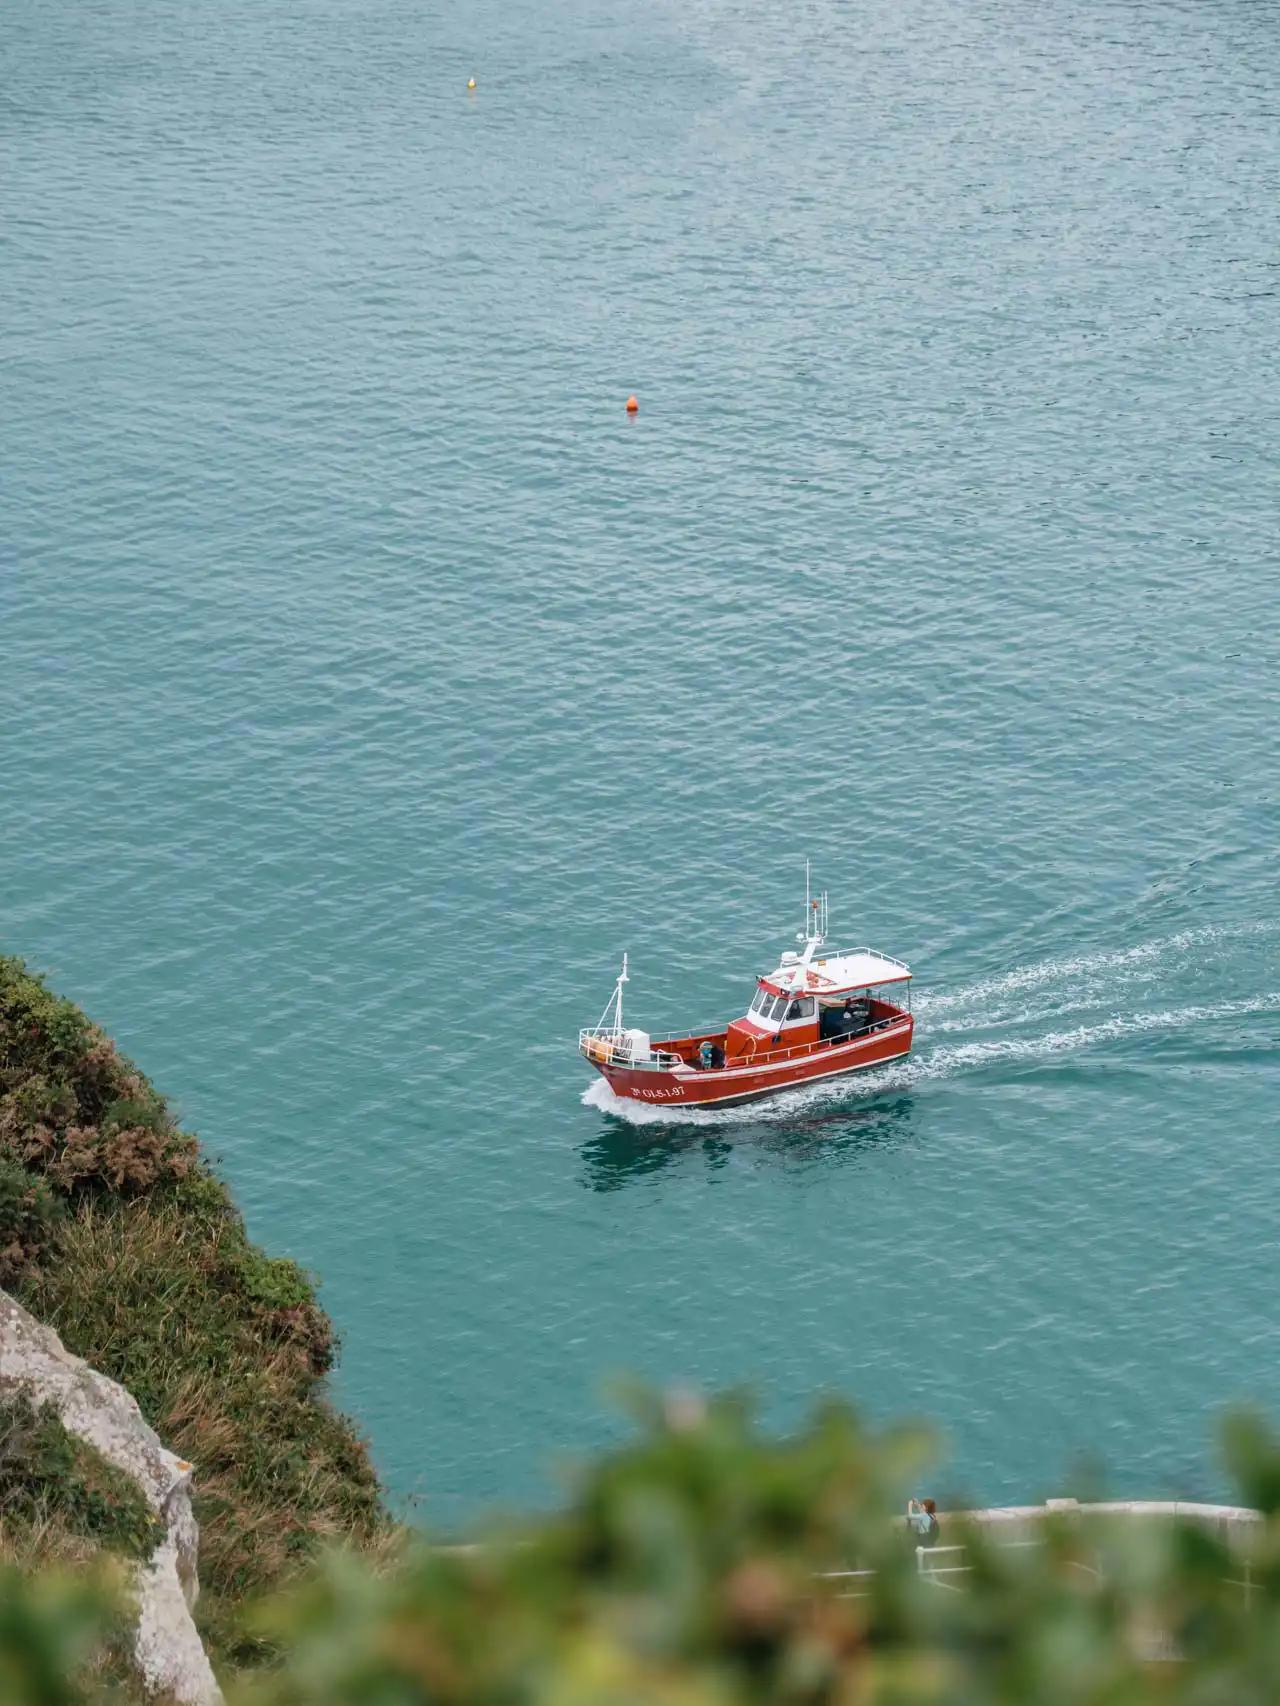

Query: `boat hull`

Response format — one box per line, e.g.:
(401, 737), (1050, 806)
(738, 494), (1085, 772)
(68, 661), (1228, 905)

(588, 1016), (913, 1109)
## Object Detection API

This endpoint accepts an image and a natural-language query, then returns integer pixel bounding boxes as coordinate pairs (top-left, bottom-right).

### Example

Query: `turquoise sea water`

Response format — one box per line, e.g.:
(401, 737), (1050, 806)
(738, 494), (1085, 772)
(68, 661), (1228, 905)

(5, 0), (1279, 1528)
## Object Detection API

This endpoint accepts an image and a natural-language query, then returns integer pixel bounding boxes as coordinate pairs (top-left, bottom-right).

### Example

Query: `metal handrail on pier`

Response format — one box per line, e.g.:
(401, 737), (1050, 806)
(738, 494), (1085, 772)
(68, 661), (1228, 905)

(818, 1501), (1263, 1611)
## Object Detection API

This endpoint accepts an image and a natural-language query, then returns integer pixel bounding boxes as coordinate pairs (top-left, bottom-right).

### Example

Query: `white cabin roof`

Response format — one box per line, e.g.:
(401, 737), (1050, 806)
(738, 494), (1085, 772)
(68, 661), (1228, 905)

(761, 947), (911, 997)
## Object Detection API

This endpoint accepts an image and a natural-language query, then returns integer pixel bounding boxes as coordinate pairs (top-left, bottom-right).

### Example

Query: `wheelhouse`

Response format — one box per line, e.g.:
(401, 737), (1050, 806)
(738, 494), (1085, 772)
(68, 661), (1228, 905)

(746, 987), (817, 1027)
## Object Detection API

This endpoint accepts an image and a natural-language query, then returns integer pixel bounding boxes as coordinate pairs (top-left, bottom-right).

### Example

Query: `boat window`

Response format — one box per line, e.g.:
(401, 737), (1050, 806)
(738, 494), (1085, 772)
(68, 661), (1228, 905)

(753, 989), (818, 1023)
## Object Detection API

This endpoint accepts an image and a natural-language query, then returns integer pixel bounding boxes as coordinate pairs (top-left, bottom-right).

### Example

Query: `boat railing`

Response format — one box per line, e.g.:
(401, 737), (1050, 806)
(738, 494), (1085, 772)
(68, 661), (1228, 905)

(577, 1027), (683, 1072)
(581, 1009), (911, 1075)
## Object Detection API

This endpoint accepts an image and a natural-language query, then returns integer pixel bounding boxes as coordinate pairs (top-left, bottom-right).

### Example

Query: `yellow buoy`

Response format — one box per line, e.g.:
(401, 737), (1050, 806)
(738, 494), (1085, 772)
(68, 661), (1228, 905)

(467, 77), (476, 90)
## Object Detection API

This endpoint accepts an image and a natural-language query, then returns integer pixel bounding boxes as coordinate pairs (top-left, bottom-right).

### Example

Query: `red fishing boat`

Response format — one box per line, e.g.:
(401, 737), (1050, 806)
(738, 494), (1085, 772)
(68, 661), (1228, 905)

(579, 877), (913, 1109)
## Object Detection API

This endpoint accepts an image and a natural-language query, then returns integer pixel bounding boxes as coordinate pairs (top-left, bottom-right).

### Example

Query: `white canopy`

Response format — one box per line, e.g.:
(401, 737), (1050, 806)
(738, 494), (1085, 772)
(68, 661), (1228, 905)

(762, 947), (911, 997)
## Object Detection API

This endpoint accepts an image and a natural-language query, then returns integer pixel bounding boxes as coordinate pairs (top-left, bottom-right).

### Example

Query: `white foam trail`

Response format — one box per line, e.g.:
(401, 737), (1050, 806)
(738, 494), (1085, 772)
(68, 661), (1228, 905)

(927, 987), (1212, 1036)
(919, 993), (1280, 1077)
(915, 922), (1276, 1016)
(580, 992), (1280, 1128)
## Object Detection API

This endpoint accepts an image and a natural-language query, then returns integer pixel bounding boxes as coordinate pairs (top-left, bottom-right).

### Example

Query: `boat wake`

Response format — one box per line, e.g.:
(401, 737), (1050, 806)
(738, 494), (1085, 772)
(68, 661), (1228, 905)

(915, 922), (1276, 1018)
(580, 922), (1279, 1128)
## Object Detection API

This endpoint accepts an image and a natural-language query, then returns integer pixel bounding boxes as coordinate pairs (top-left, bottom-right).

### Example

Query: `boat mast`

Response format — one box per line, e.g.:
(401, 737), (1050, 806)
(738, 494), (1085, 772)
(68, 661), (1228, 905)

(596, 953), (629, 1033)
(791, 863), (827, 988)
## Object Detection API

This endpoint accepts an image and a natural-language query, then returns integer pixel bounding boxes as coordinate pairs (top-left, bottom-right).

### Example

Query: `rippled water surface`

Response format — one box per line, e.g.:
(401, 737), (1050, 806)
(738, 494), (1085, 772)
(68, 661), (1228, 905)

(5, 0), (1279, 1525)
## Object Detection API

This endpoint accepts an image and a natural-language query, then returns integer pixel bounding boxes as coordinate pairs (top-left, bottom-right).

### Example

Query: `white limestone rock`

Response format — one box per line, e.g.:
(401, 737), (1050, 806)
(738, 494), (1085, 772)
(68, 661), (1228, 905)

(0, 1288), (221, 1705)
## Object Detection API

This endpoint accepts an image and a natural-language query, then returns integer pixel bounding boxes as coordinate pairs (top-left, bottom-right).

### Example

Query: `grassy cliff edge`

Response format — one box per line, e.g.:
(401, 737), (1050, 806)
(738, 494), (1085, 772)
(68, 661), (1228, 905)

(0, 955), (384, 1664)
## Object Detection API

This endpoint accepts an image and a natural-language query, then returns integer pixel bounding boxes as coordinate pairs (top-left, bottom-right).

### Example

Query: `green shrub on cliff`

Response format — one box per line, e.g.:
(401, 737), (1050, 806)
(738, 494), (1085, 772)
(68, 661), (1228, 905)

(0, 961), (193, 1198)
(0, 1158), (61, 1280)
(0, 1397), (162, 1563)
(0, 956), (383, 1663)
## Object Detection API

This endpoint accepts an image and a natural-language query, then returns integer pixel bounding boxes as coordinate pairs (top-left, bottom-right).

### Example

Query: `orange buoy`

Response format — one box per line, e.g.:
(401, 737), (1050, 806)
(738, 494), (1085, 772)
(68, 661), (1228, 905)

(625, 394), (638, 413)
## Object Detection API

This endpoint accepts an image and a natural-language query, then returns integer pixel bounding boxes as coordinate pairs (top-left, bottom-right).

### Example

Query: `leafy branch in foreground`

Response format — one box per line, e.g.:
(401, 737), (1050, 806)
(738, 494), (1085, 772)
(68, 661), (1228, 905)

(232, 1392), (1280, 1706)
(4, 1390), (1280, 1702)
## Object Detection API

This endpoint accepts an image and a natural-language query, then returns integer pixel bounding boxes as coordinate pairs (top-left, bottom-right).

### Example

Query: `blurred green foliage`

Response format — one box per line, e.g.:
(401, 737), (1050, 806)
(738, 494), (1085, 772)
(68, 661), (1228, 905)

(9, 1388), (1280, 1704)
(0, 1562), (128, 1706)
